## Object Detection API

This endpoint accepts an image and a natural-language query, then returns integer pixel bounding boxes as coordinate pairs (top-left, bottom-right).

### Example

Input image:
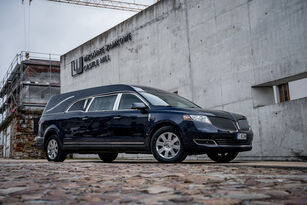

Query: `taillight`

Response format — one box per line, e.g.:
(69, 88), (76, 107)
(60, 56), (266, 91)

(38, 120), (41, 125)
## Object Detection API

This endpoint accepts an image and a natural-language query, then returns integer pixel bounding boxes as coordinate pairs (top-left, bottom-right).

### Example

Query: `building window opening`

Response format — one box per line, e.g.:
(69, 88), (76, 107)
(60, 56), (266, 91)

(278, 83), (290, 102)
(253, 76), (307, 107)
(33, 117), (40, 136)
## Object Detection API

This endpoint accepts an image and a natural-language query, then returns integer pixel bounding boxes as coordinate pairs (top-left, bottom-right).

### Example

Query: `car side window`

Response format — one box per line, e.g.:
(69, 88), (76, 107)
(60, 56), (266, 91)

(119, 94), (143, 110)
(88, 95), (117, 111)
(68, 99), (88, 112)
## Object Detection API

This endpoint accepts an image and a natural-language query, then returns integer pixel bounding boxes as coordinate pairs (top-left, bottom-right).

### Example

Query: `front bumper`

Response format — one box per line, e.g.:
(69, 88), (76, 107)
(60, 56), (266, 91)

(184, 132), (253, 153)
(193, 140), (252, 152)
(35, 136), (44, 150)
(181, 121), (253, 154)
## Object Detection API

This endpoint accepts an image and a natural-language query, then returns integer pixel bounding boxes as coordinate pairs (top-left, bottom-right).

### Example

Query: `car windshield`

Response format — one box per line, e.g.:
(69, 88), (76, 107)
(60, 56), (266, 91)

(140, 91), (200, 108)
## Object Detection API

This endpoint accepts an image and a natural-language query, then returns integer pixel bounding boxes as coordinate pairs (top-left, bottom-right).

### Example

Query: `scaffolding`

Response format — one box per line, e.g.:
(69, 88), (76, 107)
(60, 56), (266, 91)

(0, 51), (60, 124)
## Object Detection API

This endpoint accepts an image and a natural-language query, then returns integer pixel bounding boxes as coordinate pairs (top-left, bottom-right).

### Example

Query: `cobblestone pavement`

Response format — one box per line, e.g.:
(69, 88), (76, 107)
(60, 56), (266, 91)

(0, 160), (306, 205)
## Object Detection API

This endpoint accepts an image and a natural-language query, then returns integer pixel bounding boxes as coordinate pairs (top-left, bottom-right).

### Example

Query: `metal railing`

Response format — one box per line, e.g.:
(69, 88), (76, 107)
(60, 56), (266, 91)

(0, 51), (60, 95)
(0, 51), (60, 124)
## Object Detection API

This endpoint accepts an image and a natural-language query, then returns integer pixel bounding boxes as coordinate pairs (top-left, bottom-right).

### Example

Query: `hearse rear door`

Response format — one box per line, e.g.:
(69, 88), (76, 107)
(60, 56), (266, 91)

(84, 94), (118, 145)
(62, 98), (92, 145)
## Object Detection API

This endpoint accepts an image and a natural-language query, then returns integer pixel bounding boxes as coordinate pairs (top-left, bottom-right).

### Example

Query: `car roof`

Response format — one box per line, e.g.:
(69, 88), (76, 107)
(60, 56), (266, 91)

(43, 84), (166, 114)
(44, 84), (135, 114)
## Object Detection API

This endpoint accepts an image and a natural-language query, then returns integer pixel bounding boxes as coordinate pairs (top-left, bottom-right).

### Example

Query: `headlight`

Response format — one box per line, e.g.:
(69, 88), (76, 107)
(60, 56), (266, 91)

(248, 121), (251, 127)
(183, 115), (212, 124)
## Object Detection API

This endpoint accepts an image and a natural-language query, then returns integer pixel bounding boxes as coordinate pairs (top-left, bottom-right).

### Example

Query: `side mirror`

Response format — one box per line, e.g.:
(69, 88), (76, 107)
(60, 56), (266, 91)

(131, 102), (147, 110)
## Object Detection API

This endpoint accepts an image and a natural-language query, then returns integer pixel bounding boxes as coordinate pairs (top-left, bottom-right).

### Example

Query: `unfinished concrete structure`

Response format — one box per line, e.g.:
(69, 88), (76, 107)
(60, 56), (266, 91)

(0, 51), (60, 158)
(61, 0), (307, 160)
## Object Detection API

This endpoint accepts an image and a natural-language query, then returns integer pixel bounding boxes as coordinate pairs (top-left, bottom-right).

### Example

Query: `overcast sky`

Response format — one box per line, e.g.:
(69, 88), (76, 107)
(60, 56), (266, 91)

(0, 0), (155, 81)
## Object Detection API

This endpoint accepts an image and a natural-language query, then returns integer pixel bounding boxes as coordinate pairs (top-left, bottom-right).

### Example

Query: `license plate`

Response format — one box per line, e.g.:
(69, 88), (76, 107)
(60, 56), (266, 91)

(237, 133), (247, 140)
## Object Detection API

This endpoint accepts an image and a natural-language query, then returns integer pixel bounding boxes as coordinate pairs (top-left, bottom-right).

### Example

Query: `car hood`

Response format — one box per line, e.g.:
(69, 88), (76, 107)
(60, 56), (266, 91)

(155, 107), (246, 121)
(194, 109), (245, 121)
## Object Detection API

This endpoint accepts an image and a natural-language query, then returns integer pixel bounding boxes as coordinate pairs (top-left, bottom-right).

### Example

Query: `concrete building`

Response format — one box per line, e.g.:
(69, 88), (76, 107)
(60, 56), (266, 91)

(60, 0), (307, 160)
(0, 52), (60, 158)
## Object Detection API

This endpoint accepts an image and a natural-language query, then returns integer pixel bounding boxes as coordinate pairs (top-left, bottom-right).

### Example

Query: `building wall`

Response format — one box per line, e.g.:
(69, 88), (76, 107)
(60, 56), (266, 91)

(0, 58), (60, 159)
(1, 111), (45, 159)
(20, 61), (61, 110)
(0, 146), (3, 158)
(20, 86), (60, 106)
(289, 78), (307, 101)
(61, 0), (307, 160)
(0, 131), (4, 158)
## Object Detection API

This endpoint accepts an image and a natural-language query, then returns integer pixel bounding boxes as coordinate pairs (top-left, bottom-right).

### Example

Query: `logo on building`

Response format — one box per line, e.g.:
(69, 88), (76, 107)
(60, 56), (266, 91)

(71, 33), (132, 77)
(71, 57), (84, 77)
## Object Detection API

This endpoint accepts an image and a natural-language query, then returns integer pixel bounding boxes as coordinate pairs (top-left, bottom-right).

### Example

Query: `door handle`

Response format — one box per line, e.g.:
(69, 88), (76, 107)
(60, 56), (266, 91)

(82, 117), (89, 120)
(113, 116), (121, 120)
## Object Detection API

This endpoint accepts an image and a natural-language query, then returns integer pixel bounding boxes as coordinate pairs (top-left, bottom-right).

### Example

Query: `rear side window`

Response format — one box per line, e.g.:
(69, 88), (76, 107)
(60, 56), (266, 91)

(68, 99), (87, 112)
(88, 95), (117, 111)
(119, 94), (143, 110)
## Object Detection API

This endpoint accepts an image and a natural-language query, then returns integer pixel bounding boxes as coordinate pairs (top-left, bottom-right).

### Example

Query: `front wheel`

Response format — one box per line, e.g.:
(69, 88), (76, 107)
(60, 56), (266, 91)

(207, 152), (238, 163)
(45, 135), (66, 162)
(98, 153), (118, 163)
(151, 126), (186, 163)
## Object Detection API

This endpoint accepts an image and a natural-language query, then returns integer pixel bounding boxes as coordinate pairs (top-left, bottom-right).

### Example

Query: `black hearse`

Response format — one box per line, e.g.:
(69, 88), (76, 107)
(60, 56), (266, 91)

(36, 84), (253, 163)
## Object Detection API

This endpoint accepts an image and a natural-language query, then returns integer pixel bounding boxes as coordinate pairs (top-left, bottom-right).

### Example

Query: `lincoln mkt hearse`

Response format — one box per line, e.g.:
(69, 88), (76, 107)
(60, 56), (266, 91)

(36, 84), (253, 163)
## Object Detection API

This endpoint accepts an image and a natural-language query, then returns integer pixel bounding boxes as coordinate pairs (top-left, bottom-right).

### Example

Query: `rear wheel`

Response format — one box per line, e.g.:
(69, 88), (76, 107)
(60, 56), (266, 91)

(45, 135), (66, 162)
(98, 153), (118, 163)
(151, 126), (186, 163)
(207, 152), (238, 163)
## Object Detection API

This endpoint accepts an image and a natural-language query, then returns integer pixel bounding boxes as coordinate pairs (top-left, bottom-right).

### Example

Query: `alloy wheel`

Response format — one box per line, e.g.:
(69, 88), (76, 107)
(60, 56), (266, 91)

(47, 139), (58, 160)
(155, 132), (180, 159)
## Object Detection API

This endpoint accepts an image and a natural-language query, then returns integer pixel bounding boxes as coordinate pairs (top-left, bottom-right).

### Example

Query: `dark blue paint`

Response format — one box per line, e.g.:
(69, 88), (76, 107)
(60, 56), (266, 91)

(36, 84), (253, 155)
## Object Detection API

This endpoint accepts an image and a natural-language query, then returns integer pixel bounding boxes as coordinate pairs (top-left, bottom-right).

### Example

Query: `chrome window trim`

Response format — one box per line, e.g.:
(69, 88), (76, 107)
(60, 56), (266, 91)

(46, 95), (75, 113)
(113, 93), (122, 110)
(83, 98), (90, 110)
(65, 97), (92, 113)
(116, 92), (150, 111)
(67, 91), (125, 112)
(87, 93), (119, 112)
(85, 91), (122, 99)
(85, 97), (95, 112)
(65, 91), (150, 113)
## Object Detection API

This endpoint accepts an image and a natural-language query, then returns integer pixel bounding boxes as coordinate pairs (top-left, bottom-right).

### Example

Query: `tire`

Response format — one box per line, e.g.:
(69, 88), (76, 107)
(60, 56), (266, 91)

(98, 153), (118, 163)
(207, 152), (238, 163)
(151, 126), (186, 163)
(177, 152), (188, 163)
(45, 135), (66, 162)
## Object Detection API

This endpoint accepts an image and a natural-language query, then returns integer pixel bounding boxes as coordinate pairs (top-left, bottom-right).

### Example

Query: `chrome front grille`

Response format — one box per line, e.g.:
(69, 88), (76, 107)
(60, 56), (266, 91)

(208, 117), (237, 131)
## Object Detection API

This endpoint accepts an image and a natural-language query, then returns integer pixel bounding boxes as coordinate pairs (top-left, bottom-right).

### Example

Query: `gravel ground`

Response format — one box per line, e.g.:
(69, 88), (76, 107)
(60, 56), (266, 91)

(0, 159), (306, 205)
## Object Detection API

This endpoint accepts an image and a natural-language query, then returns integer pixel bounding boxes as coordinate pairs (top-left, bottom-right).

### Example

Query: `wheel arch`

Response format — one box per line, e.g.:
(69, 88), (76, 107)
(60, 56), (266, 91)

(147, 121), (183, 147)
(43, 125), (61, 149)
(148, 121), (187, 163)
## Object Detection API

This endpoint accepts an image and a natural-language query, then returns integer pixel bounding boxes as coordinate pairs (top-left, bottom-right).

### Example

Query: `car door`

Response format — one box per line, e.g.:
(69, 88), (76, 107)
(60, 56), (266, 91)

(62, 98), (92, 145)
(84, 94), (118, 144)
(111, 93), (149, 146)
